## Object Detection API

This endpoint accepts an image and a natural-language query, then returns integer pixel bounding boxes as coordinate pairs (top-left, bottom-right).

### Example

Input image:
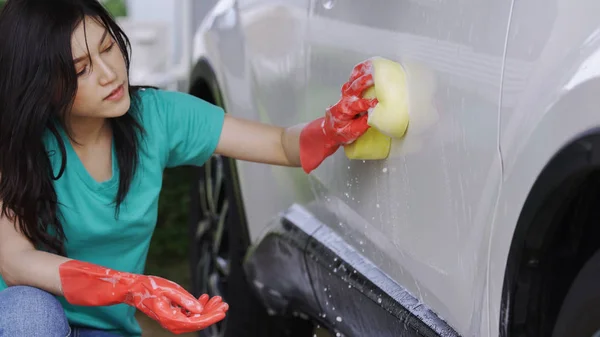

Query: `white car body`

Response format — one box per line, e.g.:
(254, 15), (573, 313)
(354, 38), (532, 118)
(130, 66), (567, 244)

(188, 0), (600, 335)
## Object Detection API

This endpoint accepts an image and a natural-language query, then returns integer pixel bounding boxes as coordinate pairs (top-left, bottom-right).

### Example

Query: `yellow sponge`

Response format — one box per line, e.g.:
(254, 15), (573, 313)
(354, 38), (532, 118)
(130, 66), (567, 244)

(344, 57), (409, 160)
(343, 84), (392, 159)
(343, 126), (391, 159)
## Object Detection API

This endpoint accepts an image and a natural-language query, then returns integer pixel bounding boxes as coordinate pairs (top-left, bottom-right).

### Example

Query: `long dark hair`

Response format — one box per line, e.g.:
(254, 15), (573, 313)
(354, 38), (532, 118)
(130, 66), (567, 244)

(0, 0), (145, 256)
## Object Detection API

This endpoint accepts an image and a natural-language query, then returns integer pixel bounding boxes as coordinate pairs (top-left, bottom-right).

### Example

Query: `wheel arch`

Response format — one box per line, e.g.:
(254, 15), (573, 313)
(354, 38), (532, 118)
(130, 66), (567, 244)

(496, 75), (600, 336)
(187, 57), (251, 253)
(187, 58), (317, 337)
(189, 58), (222, 106)
(500, 130), (600, 336)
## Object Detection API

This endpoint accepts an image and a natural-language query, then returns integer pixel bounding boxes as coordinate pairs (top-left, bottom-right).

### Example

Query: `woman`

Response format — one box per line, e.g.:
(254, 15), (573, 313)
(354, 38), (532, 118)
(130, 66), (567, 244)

(0, 0), (376, 336)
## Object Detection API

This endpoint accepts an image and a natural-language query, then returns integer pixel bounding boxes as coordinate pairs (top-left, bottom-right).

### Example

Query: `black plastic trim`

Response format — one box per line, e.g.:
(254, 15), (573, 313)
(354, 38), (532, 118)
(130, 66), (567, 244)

(243, 204), (322, 318)
(244, 204), (461, 337)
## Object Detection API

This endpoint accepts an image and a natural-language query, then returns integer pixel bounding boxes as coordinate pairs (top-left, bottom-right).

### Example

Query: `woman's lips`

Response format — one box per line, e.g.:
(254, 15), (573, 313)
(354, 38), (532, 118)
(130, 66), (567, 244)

(104, 84), (124, 101)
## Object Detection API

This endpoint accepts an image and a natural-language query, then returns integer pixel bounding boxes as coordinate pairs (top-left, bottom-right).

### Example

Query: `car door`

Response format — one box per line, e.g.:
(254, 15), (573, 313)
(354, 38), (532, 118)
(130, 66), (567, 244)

(304, 0), (512, 334)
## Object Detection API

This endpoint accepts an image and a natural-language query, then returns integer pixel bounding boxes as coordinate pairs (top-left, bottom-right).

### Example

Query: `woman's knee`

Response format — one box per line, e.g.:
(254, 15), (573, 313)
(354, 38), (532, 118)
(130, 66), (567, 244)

(0, 285), (70, 336)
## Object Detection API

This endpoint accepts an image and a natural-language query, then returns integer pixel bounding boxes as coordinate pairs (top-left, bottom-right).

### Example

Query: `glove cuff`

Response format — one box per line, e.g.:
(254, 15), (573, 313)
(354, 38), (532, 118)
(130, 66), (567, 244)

(299, 118), (339, 173)
(59, 260), (133, 306)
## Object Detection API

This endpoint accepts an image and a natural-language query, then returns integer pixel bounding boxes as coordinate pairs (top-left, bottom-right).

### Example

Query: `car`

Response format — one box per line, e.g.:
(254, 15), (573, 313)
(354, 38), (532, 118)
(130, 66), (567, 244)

(185, 0), (600, 336)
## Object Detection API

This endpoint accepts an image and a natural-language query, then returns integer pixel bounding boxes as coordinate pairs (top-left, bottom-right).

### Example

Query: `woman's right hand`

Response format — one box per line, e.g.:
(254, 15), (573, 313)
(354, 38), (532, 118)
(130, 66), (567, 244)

(298, 59), (378, 173)
(59, 260), (228, 334)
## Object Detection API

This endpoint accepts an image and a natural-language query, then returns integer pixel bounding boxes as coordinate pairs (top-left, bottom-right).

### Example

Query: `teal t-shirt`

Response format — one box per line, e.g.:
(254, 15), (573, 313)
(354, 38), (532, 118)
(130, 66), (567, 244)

(0, 88), (225, 336)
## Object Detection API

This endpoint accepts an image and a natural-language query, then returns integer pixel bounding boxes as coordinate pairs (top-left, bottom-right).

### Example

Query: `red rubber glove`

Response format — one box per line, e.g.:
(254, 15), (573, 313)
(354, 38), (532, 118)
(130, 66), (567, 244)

(299, 59), (379, 173)
(59, 260), (228, 334)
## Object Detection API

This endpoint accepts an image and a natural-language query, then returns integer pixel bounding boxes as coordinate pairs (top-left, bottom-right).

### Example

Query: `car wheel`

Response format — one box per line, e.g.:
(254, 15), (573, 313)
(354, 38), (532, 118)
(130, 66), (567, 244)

(189, 153), (231, 337)
(188, 152), (314, 337)
(551, 248), (600, 337)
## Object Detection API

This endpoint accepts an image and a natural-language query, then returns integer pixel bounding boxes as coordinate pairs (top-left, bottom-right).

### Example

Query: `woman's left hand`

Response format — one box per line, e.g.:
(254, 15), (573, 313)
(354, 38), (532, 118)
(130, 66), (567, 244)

(59, 259), (228, 334)
(144, 293), (228, 334)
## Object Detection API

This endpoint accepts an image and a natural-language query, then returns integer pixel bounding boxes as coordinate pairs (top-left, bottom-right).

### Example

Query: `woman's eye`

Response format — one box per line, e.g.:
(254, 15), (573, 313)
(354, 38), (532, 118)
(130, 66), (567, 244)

(76, 66), (88, 77)
(103, 42), (115, 53)
(75, 42), (115, 77)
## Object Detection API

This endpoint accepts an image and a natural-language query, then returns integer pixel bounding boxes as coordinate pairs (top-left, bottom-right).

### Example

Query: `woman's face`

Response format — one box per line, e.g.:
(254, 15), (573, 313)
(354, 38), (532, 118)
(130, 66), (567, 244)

(70, 16), (130, 119)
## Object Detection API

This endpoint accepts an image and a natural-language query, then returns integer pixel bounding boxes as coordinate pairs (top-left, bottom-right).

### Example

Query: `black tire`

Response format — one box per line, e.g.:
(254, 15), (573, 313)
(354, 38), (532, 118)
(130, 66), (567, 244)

(551, 248), (600, 337)
(187, 79), (314, 337)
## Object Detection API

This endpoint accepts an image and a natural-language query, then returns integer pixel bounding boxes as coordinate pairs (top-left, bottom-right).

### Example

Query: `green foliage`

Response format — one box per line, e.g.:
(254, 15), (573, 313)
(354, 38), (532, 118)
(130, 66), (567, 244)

(103, 0), (127, 17)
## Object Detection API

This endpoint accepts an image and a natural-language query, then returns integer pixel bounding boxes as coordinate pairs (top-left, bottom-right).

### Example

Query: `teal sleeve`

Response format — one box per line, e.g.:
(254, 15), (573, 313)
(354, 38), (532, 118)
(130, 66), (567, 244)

(152, 89), (225, 168)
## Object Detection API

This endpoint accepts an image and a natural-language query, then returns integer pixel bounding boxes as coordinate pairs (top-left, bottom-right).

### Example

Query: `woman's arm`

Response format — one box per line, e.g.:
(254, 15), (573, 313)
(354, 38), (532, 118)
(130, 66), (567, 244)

(0, 210), (69, 295)
(0, 202), (227, 333)
(213, 59), (378, 172)
(214, 114), (305, 167)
